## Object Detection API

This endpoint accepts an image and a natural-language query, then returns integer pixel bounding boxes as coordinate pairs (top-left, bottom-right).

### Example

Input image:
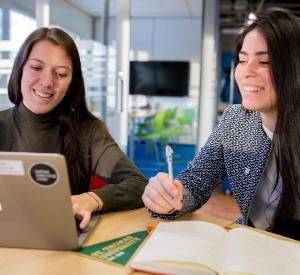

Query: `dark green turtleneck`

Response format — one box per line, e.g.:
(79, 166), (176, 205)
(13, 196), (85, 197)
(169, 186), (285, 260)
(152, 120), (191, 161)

(0, 103), (147, 213)
(1, 103), (62, 153)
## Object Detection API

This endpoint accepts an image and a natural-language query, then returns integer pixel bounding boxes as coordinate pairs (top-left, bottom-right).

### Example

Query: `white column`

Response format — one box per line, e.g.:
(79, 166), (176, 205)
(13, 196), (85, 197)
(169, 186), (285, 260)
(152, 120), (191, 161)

(2, 6), (10, 40)
(99, 0), (109, 122)
(35, 0), (49, 27)
(114, 0), (130, 152)
(197, 0), (220, 149)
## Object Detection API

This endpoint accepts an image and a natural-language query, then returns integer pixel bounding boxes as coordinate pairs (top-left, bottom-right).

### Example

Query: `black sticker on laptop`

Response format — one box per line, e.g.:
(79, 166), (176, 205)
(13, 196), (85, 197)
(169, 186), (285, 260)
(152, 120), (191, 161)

(29, 163), (58, 186)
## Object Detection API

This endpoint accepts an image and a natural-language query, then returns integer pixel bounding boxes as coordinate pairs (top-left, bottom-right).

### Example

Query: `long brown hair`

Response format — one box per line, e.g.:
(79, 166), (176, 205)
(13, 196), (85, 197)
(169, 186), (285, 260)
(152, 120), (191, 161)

(8, 27), (112, 188)
(234, 8), (300, 237)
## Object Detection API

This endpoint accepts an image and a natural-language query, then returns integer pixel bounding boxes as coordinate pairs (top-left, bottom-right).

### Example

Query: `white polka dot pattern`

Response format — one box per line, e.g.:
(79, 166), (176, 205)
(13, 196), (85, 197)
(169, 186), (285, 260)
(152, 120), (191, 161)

(151, 104), (272, 224)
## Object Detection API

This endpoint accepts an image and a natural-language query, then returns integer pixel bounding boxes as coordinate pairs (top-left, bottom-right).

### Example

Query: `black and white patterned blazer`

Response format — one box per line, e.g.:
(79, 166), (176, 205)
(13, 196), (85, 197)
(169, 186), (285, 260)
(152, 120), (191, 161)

(154, 104), (272, 225)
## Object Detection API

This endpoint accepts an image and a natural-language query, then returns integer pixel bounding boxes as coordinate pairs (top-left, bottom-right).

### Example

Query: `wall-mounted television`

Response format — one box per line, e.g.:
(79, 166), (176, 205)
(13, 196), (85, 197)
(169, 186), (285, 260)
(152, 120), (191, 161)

(129, 61), (190, 97)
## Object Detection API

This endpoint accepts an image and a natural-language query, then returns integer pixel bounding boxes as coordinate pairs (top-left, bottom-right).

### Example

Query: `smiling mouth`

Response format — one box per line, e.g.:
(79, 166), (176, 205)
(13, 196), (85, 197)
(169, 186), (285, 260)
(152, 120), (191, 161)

(34, 89), (53, 98)
(242, 86), (263, 93)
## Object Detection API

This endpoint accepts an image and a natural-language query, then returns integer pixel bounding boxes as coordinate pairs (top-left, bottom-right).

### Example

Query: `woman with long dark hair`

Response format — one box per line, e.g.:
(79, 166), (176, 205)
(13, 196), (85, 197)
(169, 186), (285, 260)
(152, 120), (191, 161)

(142, 8), (300, 240)
(0, 27), (147, 229)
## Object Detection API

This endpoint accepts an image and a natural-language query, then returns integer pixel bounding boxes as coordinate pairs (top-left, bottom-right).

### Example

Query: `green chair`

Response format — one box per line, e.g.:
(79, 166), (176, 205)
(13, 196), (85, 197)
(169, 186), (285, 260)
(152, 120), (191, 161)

(135, 109), (172, 141)
(171, 108), (196, 154)
(176, 108), (195, 127)
(135, 108), (192, 161)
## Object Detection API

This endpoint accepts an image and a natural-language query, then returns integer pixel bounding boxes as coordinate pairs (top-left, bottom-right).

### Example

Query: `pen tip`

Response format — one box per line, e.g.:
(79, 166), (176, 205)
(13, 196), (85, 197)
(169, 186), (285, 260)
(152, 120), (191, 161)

(165, 145), (173, 155)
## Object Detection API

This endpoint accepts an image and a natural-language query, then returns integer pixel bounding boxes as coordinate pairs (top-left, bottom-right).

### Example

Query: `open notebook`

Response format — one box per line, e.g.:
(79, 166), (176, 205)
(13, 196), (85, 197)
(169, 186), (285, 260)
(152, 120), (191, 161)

(131, 221), (300, 275)
(0, 152), (99, 250)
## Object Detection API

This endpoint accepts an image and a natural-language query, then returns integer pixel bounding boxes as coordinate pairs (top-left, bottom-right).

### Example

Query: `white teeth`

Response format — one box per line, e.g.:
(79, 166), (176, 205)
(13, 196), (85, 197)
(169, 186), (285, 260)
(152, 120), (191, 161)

(34, 89), (52, 98)
(243, 86), (261, 93)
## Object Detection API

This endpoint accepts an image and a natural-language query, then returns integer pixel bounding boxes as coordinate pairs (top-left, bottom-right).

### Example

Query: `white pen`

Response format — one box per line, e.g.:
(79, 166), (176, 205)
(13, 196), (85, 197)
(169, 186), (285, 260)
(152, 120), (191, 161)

(165, 145), (174, 181)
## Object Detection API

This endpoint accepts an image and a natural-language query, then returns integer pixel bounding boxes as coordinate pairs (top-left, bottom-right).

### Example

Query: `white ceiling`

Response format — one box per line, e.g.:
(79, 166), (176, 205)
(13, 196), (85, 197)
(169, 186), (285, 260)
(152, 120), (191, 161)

(67, 0), (203, 18)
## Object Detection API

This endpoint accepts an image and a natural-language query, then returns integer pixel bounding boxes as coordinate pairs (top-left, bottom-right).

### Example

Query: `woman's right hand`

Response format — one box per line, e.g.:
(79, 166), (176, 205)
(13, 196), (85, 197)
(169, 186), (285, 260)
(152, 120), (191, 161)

(71, 192), (103, 229)
(142, 172), (183, 214)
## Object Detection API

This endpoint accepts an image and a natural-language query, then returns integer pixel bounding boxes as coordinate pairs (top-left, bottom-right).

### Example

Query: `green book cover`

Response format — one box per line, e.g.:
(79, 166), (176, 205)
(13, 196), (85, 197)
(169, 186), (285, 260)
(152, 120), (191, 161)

(74, 230), (148, 266)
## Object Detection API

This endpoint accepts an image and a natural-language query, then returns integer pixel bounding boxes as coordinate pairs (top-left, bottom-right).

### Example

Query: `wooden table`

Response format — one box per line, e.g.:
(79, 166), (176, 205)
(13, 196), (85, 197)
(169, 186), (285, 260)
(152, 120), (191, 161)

(0, 208), (296, 275)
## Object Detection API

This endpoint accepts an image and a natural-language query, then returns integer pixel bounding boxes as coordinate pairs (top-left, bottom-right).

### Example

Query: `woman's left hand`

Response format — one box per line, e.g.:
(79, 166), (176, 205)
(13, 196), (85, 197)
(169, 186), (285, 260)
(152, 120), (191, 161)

(71, 193), (103, 229)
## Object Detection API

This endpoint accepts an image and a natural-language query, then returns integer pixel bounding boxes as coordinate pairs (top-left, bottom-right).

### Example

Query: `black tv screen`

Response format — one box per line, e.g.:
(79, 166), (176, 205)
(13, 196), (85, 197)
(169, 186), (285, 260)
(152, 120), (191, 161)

(129, 61), (190, 97)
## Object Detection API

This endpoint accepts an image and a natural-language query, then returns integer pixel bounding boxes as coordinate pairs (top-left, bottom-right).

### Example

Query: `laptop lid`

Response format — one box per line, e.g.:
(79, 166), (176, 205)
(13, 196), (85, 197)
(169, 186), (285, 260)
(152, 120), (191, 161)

(0, 152), (98, 250)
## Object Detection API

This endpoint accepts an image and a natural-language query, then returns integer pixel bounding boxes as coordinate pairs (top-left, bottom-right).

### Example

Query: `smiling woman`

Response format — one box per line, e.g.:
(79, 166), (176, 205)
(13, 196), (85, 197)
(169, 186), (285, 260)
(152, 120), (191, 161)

(235, 29), (277, 131)
(143, 8), (300, 240)
(21, 40), (73, 114)
(0, 27), (147, 229)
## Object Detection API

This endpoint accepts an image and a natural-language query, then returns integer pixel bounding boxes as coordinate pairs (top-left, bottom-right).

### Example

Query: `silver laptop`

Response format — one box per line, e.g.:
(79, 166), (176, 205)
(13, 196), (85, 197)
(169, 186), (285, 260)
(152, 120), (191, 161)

(0, 152), (99, 250)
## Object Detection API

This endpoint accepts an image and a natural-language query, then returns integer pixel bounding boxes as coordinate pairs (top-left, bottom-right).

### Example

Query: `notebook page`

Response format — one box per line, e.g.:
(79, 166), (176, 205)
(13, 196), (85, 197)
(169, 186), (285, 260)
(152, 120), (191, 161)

(223, 227), (300, 275)
(132, 221), (227, 273)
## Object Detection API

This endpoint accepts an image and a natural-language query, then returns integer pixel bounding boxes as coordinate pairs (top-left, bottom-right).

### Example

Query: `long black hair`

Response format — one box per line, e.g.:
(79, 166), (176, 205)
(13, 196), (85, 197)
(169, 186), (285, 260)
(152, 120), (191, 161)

(8, 27), (112, 188)
(234, 8), (300, 237)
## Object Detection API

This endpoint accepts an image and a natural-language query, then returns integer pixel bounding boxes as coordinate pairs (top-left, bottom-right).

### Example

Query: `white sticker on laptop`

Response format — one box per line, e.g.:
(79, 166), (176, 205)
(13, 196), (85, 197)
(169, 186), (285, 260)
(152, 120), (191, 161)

(0, 160), (25, 175)
(29, 163), (59, 186)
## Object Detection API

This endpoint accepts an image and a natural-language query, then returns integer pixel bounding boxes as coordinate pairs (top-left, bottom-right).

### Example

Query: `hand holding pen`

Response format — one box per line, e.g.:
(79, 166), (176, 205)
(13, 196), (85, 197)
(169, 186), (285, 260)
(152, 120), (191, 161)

(142, 145), (183, 214)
